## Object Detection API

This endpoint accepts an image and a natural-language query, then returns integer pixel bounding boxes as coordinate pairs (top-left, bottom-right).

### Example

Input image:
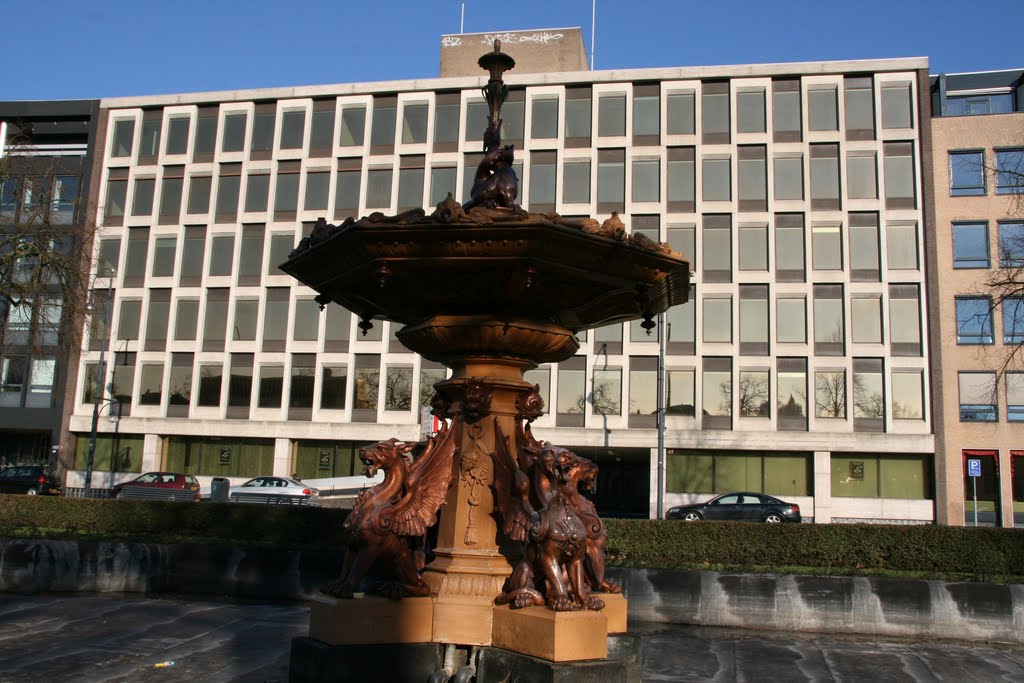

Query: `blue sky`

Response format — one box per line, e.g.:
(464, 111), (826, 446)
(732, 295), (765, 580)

(8, 0), (1023, 101)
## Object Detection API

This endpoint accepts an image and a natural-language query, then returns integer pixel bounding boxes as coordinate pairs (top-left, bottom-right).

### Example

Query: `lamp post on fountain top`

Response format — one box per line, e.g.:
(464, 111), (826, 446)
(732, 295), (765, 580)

(479, 40), (515, 126)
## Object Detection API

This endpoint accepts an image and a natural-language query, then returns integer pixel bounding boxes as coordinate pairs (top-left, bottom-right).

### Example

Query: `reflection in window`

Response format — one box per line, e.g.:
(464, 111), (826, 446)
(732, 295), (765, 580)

(776, 298), (806, 343)
(1003, 297), (1024, 344)
(853, 362), (884, 420)
(340, 106), (366, 146)
(353, 365), (380, 410)
(401, 104), (428, 144)
(702, 362), (731, 418)
(891, 371), (923, 419)
(815, 370), (846, 418)
(258, 365), (284, 408)
(999, 222), (1024, 267)
(738, 370), (769, 417)
(557, 366), (585, 415)
(384, 366), (413, 411)
(949, 151), (985, 196)
(850, 297), (882, 344)
(1006, 372), (1024, 422)
(958, 372), (996, 422)
(777, 364), (807, 421)
(321, 365), (347, 410)
(996, 149), (1024, 194)
(955, 297), (993, 344)
(952, 221), (989, 268)
(592, 368), (621, 416)
(667, 369), (695, 416)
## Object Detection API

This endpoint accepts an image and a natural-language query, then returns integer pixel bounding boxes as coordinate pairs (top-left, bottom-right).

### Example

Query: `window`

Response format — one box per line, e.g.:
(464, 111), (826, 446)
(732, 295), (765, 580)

(702, 215), (731, 282)
(0, 357), (26, 407)
(810, 144), (840, 209)
(947, 93), (1015, 116)
(955, 297), (993, 344)
(952, 221), (989, 268)
(815, 370), (846, 418)
(853, 359), (885, 426)
(159, 167), (184, 224)
(958, 372), (996, 421)
(123, 228), (149, 287)
(737, 90), (766, 133)
(596, 150), (624, 211)
(111, 119), (135, 158)
(530, 152), (557, 210)
(633, 87), (659, 141)
(232, 300), (258, 341)
(187, 176), (211, 215)
(339, 106), (366, 146)
(776, 297), (806, 343)
(847, 152), (877, 199)
(702, 357), (732, 427)
(152, 236), (176, 278)
(591, 368), (621, 416)
(999, 222), (1024, 267)
(258, 364), (284, 409)
(167, 354), (193, 411)
(777, 358), (807, 427)
(500, 94), (525, 143)
(883, 142), (916, 208)
(290, 355), (316, 413)
(738, 225), (767, 271)
(737, 146), (766, 211)
(631, 158), (659, 203)
(429, 166), (456, 206)
(598, 94), (626, 137)
(531, 97), (559, 139)
(304, 171), (330, 211)
(808, 87), (838, 131)
(203, 289), (229, 352)
(309, 103), (335, 155)
(702, 156), (731, 202)
(215, 163), (241, 222)
(244, 173), (270, 213)
(105, 176), (128, 224)
(556, 358), (585, 426)
(666, 147), (695, 211)
(811, 224), (842, 270)
(366, 168), (393, 209)
(850, 296), (882, 344)
(887, 222), (918, 271)
(321, 365), (347, 410)
(131, 178), (155, 216)
(628, 358), (657, 423)
(949, 151), (985, 196)
(197, 364), (223, 407)
(1003, 297), (1024, 344)
(262, 289), (289, 351)
(274, 163), (300, 217)
(996, 149), (1024, 194)
(849, 213), (879, 280)
(179, 227), (205, 287)
(772, 79), (801, 141)
(352, 356), (380, 413)
(739, 286), (768, 355)
(703, 297), (732, 343)
(738, 370), (769, 417)
(564, 88), (592, 142)
(775, 214), (805, 281)
(292, 298), (320, 342)
(397, 159), (425, 212)
(667, 369), (695, 416)
(138, 363), (163, 406)
(667, 450), (812, 496)
(832, 453), (930, 499)
(881, 84), (912, 129)
(208, 234), (234, 277)
(227, 354), (254, 414)
(401, 103), (428, 144)
(174, 299), (199, 341)
(138, 114), (161, 162)
(165, 117), (190, 155)
(666, 91), (695, 135)
(891, 371), (923, 419)
(117, 300), (142, 341)
(562, 159), (590, 204)
(1006, 372), (1024, 422)
(335, 161), (361, 218)
(773, 155), (803, 201)
(813, 285), (844, 355)
(267, 233), (293, 276)
(249, 107), (275, 159)
(889, 285), (921, 356)
(844, 77), (874, 137)
(324, 306), (350, 351)
(701, 82), (729, 144)
(221, 112), (247, 152)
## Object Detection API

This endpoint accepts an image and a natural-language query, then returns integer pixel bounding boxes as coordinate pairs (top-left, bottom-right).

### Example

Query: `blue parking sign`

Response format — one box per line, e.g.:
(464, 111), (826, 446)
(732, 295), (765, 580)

(967, 459), (982, 478)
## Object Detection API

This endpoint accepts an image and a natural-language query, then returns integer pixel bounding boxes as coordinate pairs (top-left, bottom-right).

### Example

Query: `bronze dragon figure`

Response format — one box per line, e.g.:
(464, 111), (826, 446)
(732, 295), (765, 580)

(322, 422), (457, 599)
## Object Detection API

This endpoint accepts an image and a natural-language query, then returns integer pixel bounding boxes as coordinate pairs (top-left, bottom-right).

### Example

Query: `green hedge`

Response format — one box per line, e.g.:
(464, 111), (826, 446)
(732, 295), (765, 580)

(2, 497), (1023, 580)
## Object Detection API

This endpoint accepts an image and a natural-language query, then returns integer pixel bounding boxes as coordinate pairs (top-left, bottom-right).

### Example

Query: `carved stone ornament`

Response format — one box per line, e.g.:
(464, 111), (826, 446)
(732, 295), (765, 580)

(516, 384), (545, 423)
(460, 379), (492, 424)
(490, 419), (619, 611)
(322, 423), (457, 599)
(460, 422), (490, 546)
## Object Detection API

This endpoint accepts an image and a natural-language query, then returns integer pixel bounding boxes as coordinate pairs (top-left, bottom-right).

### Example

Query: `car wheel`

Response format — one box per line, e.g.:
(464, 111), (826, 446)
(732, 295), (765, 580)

(764, 513), (783, 523)
(682, 511), (702, 522)
(26, 488), (38, 496)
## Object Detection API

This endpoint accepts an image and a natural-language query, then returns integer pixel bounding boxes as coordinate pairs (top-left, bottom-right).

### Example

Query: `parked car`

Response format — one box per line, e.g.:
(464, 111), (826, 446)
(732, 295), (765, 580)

(111, 472), (200, 502)
(0, 466), (61, 496)
(229, 477), (320, 505)
(666, 492), (801, 523)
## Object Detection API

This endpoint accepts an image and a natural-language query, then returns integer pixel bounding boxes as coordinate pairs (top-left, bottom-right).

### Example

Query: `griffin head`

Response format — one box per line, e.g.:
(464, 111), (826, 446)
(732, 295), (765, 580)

(359, 438), (413, 478)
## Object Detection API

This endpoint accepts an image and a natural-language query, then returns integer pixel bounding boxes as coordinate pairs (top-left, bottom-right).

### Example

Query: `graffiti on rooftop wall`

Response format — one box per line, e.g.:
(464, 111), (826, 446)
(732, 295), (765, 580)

(441, 32), (565, 48)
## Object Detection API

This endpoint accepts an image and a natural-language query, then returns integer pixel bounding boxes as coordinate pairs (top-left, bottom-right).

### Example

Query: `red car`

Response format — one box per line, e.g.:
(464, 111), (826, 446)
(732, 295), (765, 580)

(111, 472), (200, 502)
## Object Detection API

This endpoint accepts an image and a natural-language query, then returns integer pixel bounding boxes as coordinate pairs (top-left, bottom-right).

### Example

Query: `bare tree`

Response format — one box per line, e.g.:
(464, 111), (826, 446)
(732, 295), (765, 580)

(814, 371), (847, 418)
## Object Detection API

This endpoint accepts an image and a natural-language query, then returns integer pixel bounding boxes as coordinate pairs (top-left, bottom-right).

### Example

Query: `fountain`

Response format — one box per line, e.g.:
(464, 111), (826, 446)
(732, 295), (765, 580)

(282, 40), (689, 682)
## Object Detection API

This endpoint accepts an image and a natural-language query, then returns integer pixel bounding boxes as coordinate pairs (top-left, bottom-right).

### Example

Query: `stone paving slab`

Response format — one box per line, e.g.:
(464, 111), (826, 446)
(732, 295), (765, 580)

(0, 595), (1022, 682)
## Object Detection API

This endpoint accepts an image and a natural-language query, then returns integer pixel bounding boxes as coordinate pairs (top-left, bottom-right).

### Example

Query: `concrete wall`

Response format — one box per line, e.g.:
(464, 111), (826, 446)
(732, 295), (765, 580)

(2, 539), (1021, 644)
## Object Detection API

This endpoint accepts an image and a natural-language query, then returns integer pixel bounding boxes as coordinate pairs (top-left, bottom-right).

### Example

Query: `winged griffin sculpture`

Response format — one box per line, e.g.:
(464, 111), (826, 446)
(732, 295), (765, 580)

(491, 412), (618, 611)
(323, 423), (457, 599)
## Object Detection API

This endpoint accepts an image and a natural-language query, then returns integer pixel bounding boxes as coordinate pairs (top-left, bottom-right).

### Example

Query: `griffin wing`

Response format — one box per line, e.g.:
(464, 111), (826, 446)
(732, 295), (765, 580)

(491, 419), (535, 542)
(389, 422), (457, 537)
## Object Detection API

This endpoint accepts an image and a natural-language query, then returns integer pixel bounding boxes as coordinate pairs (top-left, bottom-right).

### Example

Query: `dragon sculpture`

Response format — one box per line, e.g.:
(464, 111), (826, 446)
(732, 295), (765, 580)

(322, 422), (457, 599)
(491, 416), (611, 612)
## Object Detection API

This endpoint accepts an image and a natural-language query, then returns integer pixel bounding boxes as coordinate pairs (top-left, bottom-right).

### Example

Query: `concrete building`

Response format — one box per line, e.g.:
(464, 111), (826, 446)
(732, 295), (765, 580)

(67, 29), (937, 522)
(0, 100), (100, 469)
(927, 69), (1024, 527)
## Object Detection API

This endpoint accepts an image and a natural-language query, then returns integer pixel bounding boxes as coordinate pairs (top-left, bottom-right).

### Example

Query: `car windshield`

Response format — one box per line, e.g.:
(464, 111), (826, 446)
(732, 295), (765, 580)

(136, 473), (160, 483)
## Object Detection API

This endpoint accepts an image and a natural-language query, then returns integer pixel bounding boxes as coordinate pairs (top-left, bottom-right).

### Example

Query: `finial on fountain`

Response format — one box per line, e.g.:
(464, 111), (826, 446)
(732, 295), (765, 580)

(478, 39), (515, 126)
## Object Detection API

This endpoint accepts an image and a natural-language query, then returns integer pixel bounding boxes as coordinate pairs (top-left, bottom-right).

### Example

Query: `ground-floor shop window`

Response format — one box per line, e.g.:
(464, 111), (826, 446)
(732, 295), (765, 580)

(666, 450), (811, 497)
(294, 440), (362, 480)
(963, 450), (1001, 526)
(73, 433), (144, 474)
(163, 436), (273, 477)
(830, 453), (931, 499)
(1012, 452), (1024, 528)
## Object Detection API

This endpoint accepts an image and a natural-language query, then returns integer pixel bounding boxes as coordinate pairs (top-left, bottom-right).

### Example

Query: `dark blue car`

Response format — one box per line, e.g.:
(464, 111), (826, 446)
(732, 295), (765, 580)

(666, 492), (801, 523)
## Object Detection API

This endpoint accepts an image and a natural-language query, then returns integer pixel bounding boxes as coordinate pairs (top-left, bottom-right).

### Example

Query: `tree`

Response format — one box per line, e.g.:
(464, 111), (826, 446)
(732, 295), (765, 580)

(814, 371), (847, 419)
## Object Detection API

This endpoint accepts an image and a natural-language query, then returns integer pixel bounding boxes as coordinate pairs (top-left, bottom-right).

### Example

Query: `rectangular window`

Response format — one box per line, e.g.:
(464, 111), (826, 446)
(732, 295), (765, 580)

(632, 86), (659, 142)
(324, 306), (351, 352)
(131, 177), (155, 217)
(397, 158), (425, 212)
(262, 288), (289, 352)
(773, 155), (803, 201)
(197, 363), (223, 407)
(887, 222), (919, 271)
(956, 296), (993, 344)
(737, 146), (766, 211)
(352, 355), (380, 415)
(777, 358), (807, 429)
(701, 82), (730, 144)
(203, 289), (229, 352)
(952, 221), (989, 268)
(530, 151), (557, 210)
(274, 162), (300, 218)
(810, 144), (840, 209)
(881, 83), (912, 130)
(277, 110), (305, 150)
(187, 176), (212, 215)
(628, 357), (657, 426)
(772, 79), (801, 142)
(702, 214), (732, 282)
(703, 296), (732, 343)
(267, 233), (293, 276)
(889, 284), (921, 356)
(335, 160), (361, 219)
(215, 163), (241, 222)
(564, 87), (592, 144)
(117, 300), (142, 341)
(384, 366), (413, 411)
(598, 94), (626, 137)
(137, 112), (161, 163)
(105, 176), (128, 224)
(562, 159), (591, 204)
(208, 234), (234, 277)
(152, 236), (176, 278)
(631, 158), (659, 203)
(174, 299), (199, 341)
(949, 150), (985, 196)
(959, 372), (996, 421)
(369, 99), (397, 153)
(811, 224), (842, 270)
(289, 354), (316, 416)
(139, 363), (163, 406)
(996, 149), (1024, 194)
(123, 228), (149, 287)
(738, 285), (768, 355)
(667, 369), (695, 416)
(249, 106), (275, 160)
(309, 102), (335, 156)
(596, 149), (625, 212)
(737, 90), (766, 133)
(1003, 297), (1024, 344)
(777, 297), (806, 343)
(592, 368), (621, 416)
(111, 119), (135, 158)
(227, 354), (253, 416)
(429, 166), (457, 206)
(666, 91), (695, 135)
(556, 358), (585, 426)
(813, 284), (845, 355)
(179, 227), (205, 287)
(832, 454), (930, 499)
(847, 152), (877, 199)
(232, 299), (258, 341)
(165, 116), (190, 156)
(339, 105), (366, 147)
(401, 103), (428, 145)
(814, 370), (846, 418)
(843, 77), (875, 138)
(530, 97), (558, 139)
(808, 87), (838, 131)
(853, 358), (885, 429)
(850, 296), (882, 344)
(1006, 372), (1024, 422)
(304, 170), (330, 211)
(999, 222), (1024, 267)
(321, 365), (347, 410)
(849, 213), (880, 280)
(738, 224), (767, 271)
(433, 94), (460, 150)
(158, 166), (184, 224)
(702, 357), (732, 428)
(775, 214), (805, 281)
(292, 298), (320, 341)
(221, 112), (247, 152)
(702, 156), (731, 202)
(891, 370), (923, 419)
(257, 364), (283, 409)
(738, 370), (769, 417)
(500, 93), (525, 144)
(366, 168), (393, 209)
(167, 353), (193, 414)
(666, 147), (695, 211)
(244, 173), (270, 213)
(884, 142), (916, 208)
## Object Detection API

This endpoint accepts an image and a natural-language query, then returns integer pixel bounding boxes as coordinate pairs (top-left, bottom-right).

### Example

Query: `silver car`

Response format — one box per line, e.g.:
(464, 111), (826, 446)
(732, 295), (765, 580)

(228, 476), (321, 505)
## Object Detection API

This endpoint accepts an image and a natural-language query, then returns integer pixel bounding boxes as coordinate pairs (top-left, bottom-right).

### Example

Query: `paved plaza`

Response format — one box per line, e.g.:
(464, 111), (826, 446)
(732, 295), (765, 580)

(0, 594), (1022, 682)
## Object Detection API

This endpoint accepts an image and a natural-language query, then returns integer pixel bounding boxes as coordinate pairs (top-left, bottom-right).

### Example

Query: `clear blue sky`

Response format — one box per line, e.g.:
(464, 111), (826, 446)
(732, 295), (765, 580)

(9, 0), (1023, 101)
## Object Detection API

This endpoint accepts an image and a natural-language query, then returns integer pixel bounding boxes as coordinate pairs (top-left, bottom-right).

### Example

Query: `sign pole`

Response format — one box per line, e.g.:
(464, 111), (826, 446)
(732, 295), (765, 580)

(973, 477), (978, 527)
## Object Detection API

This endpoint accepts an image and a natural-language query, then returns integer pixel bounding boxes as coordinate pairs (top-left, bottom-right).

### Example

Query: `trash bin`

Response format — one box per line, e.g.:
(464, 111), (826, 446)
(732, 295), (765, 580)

(210, 477), (230, 503)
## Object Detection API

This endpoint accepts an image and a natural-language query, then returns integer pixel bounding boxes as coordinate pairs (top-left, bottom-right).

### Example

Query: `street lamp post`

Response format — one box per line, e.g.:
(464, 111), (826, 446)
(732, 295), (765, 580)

(84, 269), (114, 496)
(656, 311), (666, 520)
